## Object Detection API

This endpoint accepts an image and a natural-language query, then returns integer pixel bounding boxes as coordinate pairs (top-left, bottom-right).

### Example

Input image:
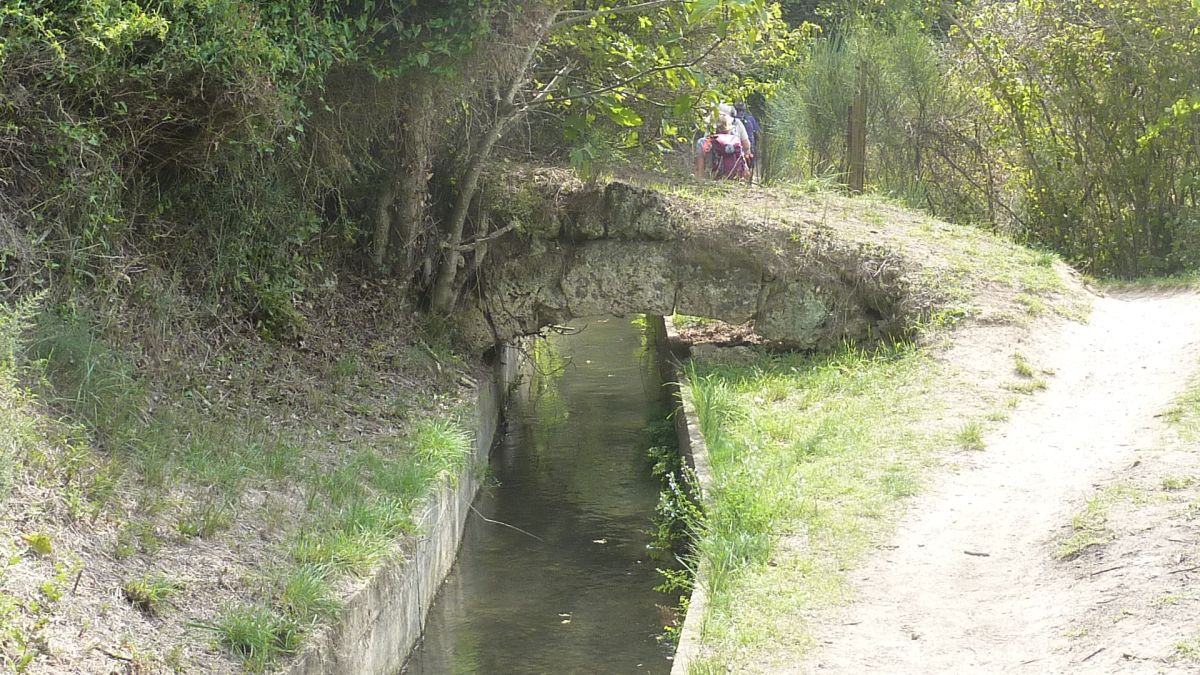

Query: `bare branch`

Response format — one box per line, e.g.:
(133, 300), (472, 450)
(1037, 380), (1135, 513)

(523, 63), (575, 110)
(451, 221), (521, 251)
(529, 36), (724, 107)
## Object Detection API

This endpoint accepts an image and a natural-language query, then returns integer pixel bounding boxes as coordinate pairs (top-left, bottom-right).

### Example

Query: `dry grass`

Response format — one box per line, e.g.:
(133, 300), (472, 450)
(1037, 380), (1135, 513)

(0, 277), (480, 672)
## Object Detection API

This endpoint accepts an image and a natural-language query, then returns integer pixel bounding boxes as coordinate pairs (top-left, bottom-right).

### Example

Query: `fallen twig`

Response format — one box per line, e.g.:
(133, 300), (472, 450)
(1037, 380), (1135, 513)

(94, 647), (134, 663)
(964, 550), (990, 557)
(469, 503), (544, 542)
(1081, 647), (1105, 663)
(1089, 564), (1125, 577)
(1169, 564), (1200, 574)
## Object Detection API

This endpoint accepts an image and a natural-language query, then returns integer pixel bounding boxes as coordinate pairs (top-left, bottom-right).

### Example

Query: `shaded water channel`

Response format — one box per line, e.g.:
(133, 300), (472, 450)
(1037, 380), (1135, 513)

(404, 317), (675, 674)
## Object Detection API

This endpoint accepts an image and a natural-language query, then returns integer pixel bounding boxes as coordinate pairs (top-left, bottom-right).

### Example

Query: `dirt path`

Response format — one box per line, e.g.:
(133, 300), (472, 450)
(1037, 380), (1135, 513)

(808, 291), (1200, 674)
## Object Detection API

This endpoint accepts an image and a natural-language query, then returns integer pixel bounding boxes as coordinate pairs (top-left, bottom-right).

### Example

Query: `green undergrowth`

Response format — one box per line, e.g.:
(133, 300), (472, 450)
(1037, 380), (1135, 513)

(645, 418), (702, 647)
(0, 293), (476, 671)
(684, 340), (954, 670)
(1091, 273), (1200, 293)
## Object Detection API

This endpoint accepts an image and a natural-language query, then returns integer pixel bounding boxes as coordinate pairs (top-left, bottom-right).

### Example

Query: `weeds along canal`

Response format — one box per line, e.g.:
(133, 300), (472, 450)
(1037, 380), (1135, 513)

(403, 316), (680, 674)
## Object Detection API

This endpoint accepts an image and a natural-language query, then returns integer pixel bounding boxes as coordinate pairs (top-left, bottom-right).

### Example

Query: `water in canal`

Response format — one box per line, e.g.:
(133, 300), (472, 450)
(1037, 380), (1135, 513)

(403, 317), (675, 674)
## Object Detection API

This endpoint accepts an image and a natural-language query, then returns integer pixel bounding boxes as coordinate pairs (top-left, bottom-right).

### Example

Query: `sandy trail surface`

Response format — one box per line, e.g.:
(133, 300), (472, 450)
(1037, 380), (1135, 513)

(809, 292), (1200, 674)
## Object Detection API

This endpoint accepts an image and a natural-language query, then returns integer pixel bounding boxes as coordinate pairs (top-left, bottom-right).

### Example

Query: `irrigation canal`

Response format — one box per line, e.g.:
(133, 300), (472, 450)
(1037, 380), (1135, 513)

(403, 317), (676, 673)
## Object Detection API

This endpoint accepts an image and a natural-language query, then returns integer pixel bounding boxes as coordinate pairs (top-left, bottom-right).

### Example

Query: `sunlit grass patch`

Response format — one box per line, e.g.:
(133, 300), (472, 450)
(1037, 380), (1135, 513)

(686, 341), (952, 668)
(671, 314), (721, 331)
(1175, 632), (1200, 661)
(197, 605), (301, 672)
(1057, 484), (1144, 560)
(1008, 378), (1049, 395)
(1163, 370), (1200, 440)
(956, 421), (986, 450)
(1161, 475), (1196, 491)
(1093, 273), (1200, 293)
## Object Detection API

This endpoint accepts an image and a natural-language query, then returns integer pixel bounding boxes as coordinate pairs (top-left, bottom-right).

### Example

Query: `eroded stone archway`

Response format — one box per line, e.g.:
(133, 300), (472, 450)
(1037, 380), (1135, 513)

(452, 174), (934, 351)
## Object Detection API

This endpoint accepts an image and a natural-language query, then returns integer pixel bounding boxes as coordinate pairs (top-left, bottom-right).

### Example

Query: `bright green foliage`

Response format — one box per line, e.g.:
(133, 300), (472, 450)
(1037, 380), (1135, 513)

(959, 0), (1200, 275)
(768, 12), (963, 205)
(770, 0), (1200, 276)
(542, 0), (800, 170)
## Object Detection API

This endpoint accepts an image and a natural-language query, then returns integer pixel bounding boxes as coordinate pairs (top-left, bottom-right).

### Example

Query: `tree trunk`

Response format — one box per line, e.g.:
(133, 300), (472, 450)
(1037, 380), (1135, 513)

(429, 110), (516, 313)
(429, 10), (554, 314)
(373, 88), (433, 277)
(371, 183), (398, 272)
(395, 116), (430, 275)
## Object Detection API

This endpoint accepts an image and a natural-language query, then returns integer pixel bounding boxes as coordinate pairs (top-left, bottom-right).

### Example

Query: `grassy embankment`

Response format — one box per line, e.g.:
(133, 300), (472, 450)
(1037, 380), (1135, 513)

(0, 282), (479, 672)
(670, 185), (1089, 672)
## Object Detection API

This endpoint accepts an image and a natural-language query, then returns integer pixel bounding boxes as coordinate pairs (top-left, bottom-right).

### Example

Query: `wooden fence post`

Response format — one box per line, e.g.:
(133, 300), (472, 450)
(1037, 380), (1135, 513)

(846, 65), (867, 195)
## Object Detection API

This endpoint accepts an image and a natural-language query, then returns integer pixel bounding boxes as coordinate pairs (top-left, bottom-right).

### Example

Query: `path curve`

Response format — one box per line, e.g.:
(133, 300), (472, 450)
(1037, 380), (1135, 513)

(808, 292), (1200, 673)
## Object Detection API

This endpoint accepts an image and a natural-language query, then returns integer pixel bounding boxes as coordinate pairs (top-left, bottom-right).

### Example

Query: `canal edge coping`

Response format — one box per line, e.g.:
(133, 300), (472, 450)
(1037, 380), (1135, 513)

(285, 345), (520, 675)
(652, 316), (714, 675)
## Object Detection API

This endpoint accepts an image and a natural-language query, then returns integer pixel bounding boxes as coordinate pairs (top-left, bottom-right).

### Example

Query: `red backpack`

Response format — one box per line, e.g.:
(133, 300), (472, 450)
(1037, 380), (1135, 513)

(709, 132), (748, 179)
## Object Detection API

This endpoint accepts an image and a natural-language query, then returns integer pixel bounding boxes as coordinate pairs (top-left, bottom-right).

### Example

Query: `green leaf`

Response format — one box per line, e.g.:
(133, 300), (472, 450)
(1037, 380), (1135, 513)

(690, 0), (721, 22)
(607, 105), (644, 127)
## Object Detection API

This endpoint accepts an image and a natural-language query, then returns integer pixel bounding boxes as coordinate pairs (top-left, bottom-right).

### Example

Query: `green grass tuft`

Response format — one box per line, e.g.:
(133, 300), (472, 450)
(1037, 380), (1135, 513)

(1008, 378), (1048, 395)
(1161, 475), (1195, 491)
(1012, 352), (1035, 378)
(1056, 486), (1143, 560)
(411, 418), (472, 480)
(956, 421), (986, 451)
(199, 605), (301, 672)
(277, 565), (340, 624)
(1176, 633), (1200, 661)
(123, 575), (184, 615)
(177, 501), (234, 539)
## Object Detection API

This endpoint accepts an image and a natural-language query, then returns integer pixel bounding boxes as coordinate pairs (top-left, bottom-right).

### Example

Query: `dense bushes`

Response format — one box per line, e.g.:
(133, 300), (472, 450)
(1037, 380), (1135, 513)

(2, 0), (790, 328)
(768, 0), (1200, 277)
(0, 0), (487, 331)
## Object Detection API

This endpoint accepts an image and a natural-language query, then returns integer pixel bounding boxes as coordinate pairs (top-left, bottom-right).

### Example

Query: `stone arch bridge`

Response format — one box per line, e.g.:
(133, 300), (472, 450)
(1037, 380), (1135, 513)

(452, 171), (954, 352)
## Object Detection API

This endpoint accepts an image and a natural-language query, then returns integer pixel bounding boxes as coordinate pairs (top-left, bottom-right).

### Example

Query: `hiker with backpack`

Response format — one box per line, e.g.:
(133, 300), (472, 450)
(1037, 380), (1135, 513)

(693, 114), (751, 181)
(734, 102), (762, 177)
(718, 103), (751, 150)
